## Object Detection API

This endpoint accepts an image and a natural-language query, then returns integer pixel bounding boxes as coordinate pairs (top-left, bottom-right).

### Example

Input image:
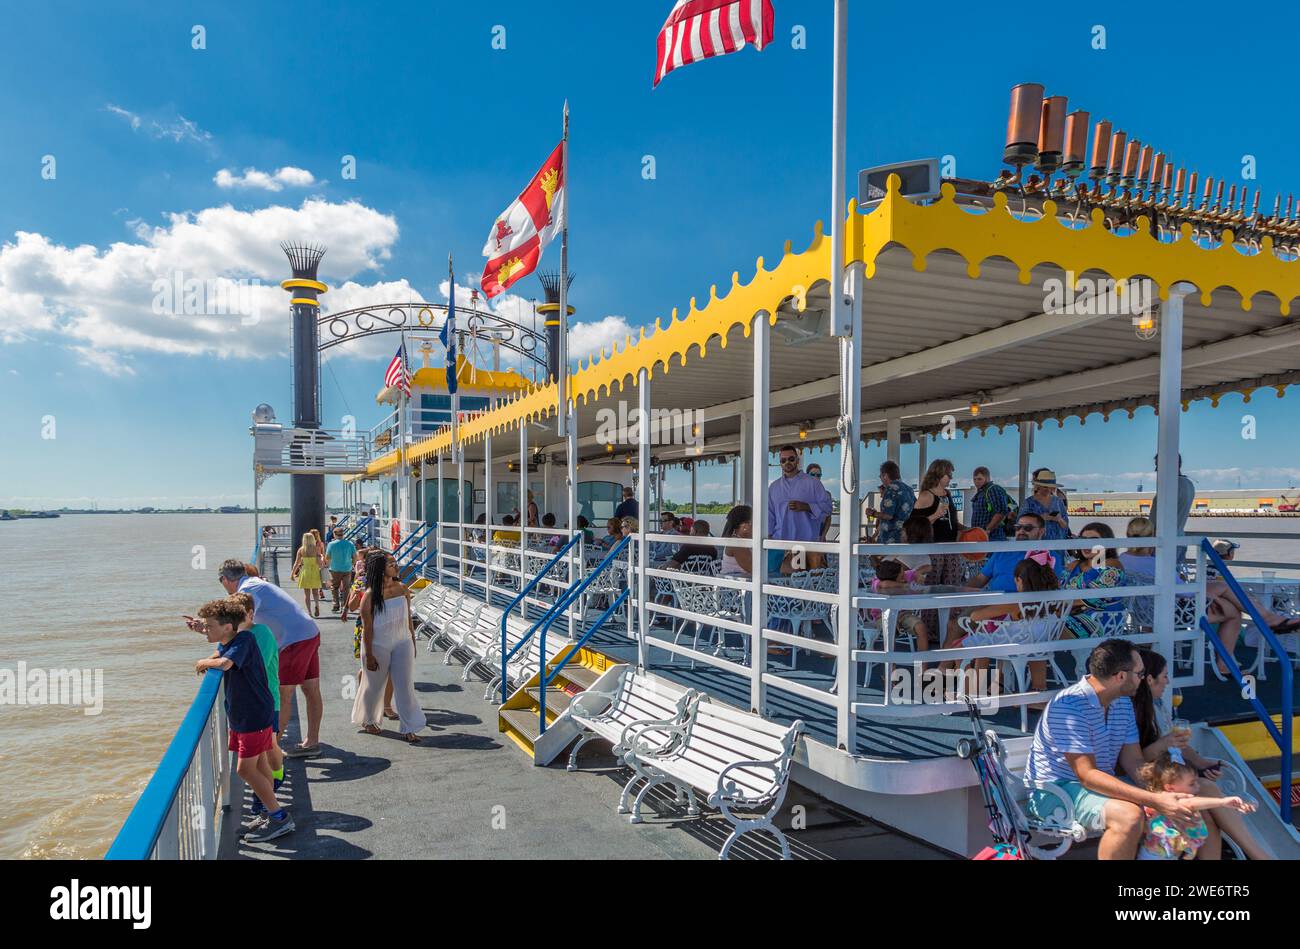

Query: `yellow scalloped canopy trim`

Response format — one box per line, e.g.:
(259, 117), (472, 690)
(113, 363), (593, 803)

(367, 174), (1300, 476)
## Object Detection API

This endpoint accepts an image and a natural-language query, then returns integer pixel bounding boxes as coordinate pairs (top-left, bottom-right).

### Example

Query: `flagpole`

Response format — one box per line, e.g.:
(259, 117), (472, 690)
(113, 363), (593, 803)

(449, 253), (460, 464)
(398, 331), (409, 529)
(829, 0), (849, 338)
(556, 100), (570, 437)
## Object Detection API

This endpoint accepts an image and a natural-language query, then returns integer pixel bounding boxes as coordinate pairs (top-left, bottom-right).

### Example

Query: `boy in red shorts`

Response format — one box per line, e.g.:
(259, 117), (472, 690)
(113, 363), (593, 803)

(195, 599), (295, 842)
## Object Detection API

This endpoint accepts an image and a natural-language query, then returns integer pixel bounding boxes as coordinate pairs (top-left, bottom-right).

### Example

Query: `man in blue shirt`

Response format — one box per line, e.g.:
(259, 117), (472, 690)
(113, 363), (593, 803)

(865, 460), (915, 544)
(325, 529), (358, 615)
(1024, 639), (1201, 859)
(220, 559), (324, 758)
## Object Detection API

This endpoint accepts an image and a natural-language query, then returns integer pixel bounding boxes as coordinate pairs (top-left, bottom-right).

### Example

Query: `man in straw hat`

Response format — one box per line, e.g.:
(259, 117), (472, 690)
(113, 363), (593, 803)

(1017, 467), (1071, 540)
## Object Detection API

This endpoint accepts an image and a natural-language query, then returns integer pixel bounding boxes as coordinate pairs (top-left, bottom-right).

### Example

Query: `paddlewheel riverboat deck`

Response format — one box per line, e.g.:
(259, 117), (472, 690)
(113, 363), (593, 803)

(112, 84), (1300, 860)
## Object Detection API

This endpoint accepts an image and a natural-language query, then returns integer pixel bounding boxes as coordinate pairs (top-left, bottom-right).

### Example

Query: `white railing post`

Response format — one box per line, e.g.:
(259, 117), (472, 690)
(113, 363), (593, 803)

(836, 262), (864, 751)
(637, 367), (651, 668)
(750, 312), (771, 716)
(485, 433), (495, 606)
(1155, 283), (1191, 700)
(519, 418), (529, 624)
(196, 712), (216, 858)
(567, 403), (579, 640)
(457, 446), (466, 594)
(436, 451), (444, 581)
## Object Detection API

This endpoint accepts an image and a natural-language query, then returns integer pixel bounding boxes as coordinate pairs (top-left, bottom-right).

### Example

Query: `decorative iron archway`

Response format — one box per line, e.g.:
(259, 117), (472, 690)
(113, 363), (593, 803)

(317, 301), (550, 376)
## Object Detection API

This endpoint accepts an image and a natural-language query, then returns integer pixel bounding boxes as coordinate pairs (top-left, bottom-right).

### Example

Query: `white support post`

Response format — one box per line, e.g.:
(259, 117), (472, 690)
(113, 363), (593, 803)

(435, 452), (444, 582)
(1155, 284), (1191, 709)
(886, 416), (901, 468)
(836, 263), (864, 751)
(917, 431), (928, 486)
(739, 411), (754, 505)
(519, 419), (529, 624)
(457, 448), (466, 593)
(636, 368), (651, 669)
(750, 313), (771, 716)
(566, 404), (578, 640)
(690, 461), (697, 518)
(485, 434), (494, 607)
(1018, 421), (1032, 505)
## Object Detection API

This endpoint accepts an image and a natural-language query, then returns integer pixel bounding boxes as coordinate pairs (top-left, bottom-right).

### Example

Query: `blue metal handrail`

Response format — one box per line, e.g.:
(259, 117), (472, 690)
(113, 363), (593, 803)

(535, 535), (632, 731)
(346, 515), (374, 542)
(392, 521), (433, 563)
(107, 669), (224, 859)
(1198, 539), (1293, 824)
(540, 588), (631, 734)
(498, 533), (583, 701)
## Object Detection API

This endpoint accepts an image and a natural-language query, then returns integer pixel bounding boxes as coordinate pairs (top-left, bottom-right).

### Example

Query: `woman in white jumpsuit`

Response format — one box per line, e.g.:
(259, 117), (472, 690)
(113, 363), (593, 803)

(351, 551), (425, 742)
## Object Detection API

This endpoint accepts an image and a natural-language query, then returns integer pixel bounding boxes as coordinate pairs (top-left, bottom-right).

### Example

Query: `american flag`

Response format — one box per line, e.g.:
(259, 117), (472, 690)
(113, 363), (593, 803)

(654, 0), (774, 87)
(384, 343), (411, 395)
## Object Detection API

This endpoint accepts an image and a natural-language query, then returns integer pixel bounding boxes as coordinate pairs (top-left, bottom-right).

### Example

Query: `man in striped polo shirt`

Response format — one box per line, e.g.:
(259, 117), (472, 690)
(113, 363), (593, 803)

(1024, 639), (1205, 859)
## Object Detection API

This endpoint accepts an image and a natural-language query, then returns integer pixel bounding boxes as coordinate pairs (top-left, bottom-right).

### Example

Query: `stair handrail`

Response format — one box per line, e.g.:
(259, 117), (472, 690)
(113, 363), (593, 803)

(533, 536), (633, 732)
(392, 521), (433, 563)
(346, 515), (374, 542)
(539, 589), (631, 735)
(499, 532), (584, 700)
(1198, 538), (1293, 824)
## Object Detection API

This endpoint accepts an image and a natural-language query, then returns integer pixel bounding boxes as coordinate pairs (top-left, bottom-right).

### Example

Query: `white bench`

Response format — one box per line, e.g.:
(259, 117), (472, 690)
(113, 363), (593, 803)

(622, 696), (803, 859)
(565, 666), (698, 771)
(440, 596), (570, 699)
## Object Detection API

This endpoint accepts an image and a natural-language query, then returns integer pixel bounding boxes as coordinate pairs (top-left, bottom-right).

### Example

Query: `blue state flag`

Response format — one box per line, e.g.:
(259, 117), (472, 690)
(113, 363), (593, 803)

(441, 279), (458, 395)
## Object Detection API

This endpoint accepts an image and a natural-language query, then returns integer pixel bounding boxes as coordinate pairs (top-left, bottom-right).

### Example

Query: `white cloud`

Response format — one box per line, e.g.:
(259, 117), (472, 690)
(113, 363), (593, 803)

(214, 166), (319, 192)
(0, 198), (399, 363)
(105, 103), (212, 144)
(569, 315), (637, 363)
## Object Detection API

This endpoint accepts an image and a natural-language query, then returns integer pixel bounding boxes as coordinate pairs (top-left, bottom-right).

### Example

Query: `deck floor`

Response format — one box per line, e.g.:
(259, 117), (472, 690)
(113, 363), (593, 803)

(220, 582), (949, 860)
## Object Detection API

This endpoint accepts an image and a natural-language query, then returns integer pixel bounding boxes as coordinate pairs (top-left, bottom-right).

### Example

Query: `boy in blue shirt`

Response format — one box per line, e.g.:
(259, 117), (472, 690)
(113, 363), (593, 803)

(195, 599), (295, 842)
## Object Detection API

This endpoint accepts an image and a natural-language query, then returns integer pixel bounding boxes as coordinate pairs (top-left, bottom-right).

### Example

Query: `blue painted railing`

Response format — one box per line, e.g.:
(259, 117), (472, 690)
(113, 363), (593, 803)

(346, 515), (374, 543)
(392, 521), (433, 564)
(1198, 539), (1293, 824)
(498, 533), (582, 701)
(535, 536), (632, 732)
(107, 669), (229, 859)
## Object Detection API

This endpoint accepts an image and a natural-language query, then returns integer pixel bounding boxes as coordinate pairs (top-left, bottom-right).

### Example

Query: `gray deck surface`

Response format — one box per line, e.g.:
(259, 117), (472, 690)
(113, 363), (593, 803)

(220, 581), (949, 860)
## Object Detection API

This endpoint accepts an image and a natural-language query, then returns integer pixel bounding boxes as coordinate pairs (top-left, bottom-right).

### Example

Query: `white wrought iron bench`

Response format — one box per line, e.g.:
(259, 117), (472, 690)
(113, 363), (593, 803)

(621, 696), (804, 859)
(564, 666), (698, 771)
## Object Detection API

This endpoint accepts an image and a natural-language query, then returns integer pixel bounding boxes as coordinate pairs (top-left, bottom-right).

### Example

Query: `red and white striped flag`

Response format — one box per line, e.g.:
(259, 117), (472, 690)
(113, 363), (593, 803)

(384, 343), (411, 395)
(654, 0), (774, 87)
(481, 142), (565, 298)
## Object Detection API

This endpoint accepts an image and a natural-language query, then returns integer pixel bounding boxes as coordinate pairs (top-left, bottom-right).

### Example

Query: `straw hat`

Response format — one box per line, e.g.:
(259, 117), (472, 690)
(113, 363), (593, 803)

(1031, 468), (1059, 488)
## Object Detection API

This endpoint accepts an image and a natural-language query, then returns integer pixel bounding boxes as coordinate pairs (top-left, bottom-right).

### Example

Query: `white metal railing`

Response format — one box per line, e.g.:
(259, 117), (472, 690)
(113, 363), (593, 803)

(274, 427), (370, 472)
(419, 523), (1278, 750)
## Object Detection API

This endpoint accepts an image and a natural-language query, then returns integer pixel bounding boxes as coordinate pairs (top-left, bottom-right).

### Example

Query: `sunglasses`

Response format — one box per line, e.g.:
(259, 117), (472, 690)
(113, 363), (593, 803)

(779, 457), (798, 464)
(1014, 524), (1037, 533)
(809, 471), (822, 478)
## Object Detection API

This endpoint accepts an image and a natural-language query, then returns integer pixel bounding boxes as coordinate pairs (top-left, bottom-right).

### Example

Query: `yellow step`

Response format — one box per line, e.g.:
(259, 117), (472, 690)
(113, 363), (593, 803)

(1218, 716), (1300, 762)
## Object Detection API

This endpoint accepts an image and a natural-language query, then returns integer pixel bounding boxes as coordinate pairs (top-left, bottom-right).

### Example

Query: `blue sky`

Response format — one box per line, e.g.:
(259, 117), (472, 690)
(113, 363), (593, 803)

(1, 1), (1298, 510)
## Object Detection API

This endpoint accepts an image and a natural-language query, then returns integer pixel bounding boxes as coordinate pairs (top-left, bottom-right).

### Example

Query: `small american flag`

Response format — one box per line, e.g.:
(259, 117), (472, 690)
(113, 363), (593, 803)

(654, 0), (774, 87)
(384, 344), (411, 395)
